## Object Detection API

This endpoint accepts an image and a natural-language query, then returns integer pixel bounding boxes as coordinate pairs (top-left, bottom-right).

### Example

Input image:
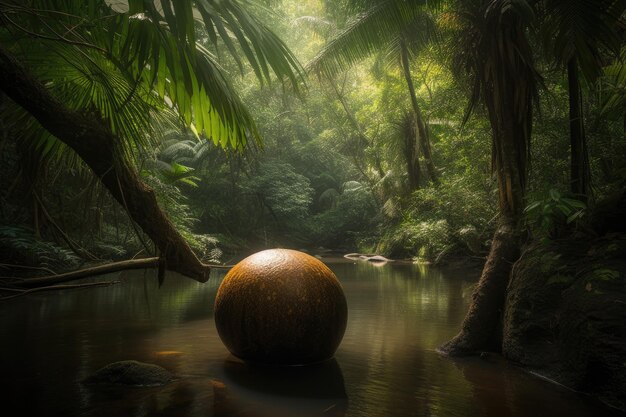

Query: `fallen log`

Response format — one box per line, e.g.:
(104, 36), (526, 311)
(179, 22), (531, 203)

(1, 258), (235, 290)
(4, 258), (159, 289)
(0, 281), (120, 301)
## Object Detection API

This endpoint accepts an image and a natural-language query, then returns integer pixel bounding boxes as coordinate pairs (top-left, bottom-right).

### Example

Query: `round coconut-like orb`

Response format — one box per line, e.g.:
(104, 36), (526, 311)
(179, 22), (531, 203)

(214, 249), (347, 365)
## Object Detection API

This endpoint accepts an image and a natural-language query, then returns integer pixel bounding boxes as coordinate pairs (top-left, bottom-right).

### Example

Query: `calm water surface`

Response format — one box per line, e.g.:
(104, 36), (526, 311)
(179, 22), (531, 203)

(0, 259), (622, 417)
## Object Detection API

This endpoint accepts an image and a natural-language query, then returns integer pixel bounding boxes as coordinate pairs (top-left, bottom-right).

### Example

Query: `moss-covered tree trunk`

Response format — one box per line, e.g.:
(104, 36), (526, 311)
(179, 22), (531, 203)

(439, 4), (536, 356)
(0, 45), (211, 282)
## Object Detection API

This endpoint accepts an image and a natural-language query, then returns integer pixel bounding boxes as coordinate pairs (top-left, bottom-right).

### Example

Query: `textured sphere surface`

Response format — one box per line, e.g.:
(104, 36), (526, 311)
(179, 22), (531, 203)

(214, 249), (348, 365)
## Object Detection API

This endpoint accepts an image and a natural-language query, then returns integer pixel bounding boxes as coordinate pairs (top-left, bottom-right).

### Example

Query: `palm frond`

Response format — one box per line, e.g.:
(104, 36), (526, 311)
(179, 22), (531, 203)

(538, 0), (626, 81)
(383, 12), (439, 69)
(292, 15), (335, 39)
(195, 0), (304, 89)
(159, 140), (199, 162)
(600, 49), (626, 118)
(307, 0), (440, 78)
(0, 0), (305, 156)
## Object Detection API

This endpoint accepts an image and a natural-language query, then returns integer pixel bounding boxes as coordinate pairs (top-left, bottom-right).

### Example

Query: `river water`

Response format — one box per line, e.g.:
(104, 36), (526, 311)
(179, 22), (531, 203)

(0, 258), (622, 417)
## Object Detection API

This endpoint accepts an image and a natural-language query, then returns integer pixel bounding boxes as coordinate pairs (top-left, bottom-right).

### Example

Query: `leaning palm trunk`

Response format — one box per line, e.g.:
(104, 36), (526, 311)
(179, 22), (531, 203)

(439, 0), (538, 356)
(0, 46), (211, 283)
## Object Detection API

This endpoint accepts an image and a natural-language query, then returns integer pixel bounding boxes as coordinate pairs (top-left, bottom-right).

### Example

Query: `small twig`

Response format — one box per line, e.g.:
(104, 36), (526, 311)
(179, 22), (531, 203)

(0, 287), (24, 293)
(0, 2), (92, 20)
(0, 277), (27, 282)
(0, 13), (106, 53)
(34, 192), (99, 261)
(131, 248), (147, 259)
(8, 257), (160, 289)
(0, 280), (119, 301)
(0, 263), (57, 275)
(208, 264), (234, 269)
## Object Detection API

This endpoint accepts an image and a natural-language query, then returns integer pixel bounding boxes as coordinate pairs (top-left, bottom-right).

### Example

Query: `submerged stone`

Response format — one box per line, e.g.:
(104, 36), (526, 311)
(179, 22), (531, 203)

(83, 360), (172, 386)
(214, 249), (348, 365)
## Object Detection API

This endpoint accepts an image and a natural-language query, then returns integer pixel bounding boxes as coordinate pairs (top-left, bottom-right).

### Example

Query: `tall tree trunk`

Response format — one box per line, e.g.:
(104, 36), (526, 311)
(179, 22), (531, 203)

(439, 7), (535, 356)
(439, 217), (522, 355)
(401, 113), (421, 192)
(567, 58), (590, 199)
(0, 45), (211, 282)
(440, 91), (527, 355)
(399, 39), (438, 184)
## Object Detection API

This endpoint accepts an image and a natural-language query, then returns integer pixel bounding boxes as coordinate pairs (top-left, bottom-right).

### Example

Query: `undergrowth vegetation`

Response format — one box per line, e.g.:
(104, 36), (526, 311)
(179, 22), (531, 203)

(1, 0), (625, 269)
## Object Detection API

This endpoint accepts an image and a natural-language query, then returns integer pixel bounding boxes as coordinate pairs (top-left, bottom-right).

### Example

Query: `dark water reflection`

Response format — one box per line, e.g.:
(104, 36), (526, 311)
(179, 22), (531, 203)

(213, 358), (347, 416)
(0, 260), (622, 416)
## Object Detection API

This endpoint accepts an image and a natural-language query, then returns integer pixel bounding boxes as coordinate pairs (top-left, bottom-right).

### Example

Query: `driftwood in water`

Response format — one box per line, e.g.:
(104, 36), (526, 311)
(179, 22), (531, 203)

(1, 258), (235, 291)
(344, 253), (393, 263)
(0, 281), (119, 301)
(3, 258), (160, 289)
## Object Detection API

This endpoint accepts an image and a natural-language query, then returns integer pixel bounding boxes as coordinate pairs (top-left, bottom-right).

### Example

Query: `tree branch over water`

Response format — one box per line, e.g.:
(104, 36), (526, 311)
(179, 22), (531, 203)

(0, 45), (212, 283)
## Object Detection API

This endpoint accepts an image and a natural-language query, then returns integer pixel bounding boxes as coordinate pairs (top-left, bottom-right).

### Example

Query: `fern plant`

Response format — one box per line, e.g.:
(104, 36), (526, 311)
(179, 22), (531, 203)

(0, 225), (80, 271)
(524, 189), (587, 238)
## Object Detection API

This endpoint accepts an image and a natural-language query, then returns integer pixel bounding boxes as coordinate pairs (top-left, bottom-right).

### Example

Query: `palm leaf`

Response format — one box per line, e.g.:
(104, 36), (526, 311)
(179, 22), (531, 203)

(0, 0), (304, 156)
(307, 0), (441, 78)
(538, 0), (626, 82)
(600, 48), (626, 118)
(383, 12), (439, 70)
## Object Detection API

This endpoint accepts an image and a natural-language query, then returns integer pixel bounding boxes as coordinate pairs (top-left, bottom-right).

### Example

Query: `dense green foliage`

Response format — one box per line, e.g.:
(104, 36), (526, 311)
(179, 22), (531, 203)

(1, 0), (625, 269)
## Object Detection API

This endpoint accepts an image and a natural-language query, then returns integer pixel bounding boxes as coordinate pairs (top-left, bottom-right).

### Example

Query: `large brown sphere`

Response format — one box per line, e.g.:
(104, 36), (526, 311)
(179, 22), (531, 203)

(214, 249), (348, 365)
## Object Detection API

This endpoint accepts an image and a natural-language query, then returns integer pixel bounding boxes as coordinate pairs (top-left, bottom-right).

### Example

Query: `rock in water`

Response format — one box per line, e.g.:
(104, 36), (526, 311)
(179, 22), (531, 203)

(214, 249), (348, 365)
(83, 360), (172, 386)
(364, 255), (392, 263)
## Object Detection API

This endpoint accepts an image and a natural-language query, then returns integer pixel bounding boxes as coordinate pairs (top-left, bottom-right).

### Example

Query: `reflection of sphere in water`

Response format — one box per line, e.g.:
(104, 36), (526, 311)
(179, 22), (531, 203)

(212, 358), (348, 417)
(214, 249), (348, 365)
(221, 358), (347, 399)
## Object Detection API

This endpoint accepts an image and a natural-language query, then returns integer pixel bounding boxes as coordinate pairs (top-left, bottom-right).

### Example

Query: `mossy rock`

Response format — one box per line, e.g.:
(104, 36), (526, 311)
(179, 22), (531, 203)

(214, 249), (348, 365)
(83, 360), (172, 386)
(503, 236), (626, 410)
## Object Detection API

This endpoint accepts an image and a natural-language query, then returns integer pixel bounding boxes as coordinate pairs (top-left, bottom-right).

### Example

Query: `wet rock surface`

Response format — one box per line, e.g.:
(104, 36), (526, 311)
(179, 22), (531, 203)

(83, 360), (173, 386)
(503, 235), (626, 410)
